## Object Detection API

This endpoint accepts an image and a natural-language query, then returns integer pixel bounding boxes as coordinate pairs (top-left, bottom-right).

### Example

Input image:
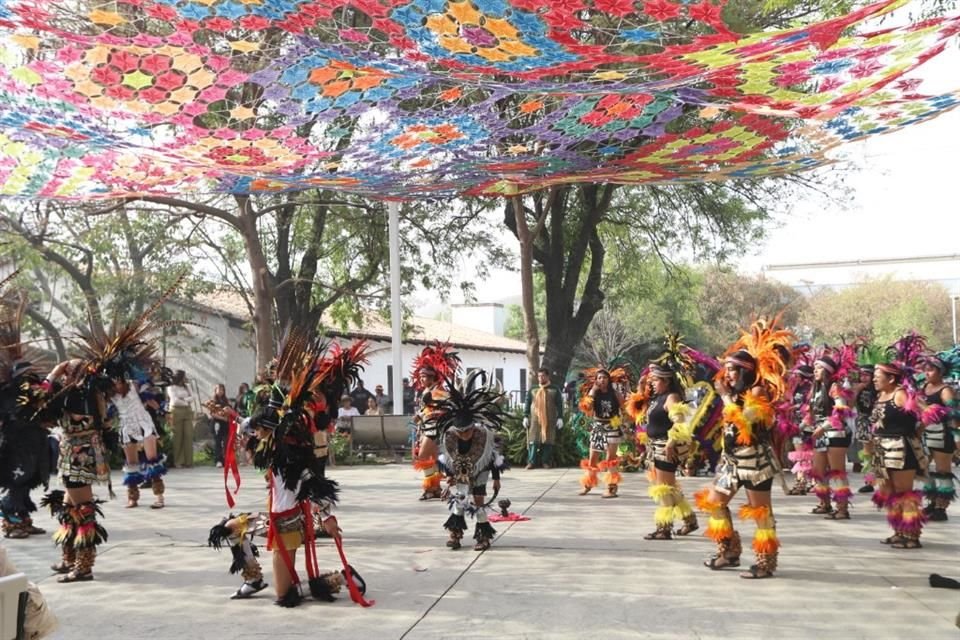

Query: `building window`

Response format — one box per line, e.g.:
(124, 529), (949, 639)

(494, 368), (504, 386)
(387, 365), (393, 400)
(519, 368), (526, 398)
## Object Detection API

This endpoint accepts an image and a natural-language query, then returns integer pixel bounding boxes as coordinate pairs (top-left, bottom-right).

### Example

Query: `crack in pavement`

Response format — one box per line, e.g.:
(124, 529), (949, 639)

(398, 470), (570, 640)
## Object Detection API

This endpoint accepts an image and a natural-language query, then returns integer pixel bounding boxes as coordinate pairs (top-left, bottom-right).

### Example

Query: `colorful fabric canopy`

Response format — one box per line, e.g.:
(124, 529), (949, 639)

(0, 0), (957, 199)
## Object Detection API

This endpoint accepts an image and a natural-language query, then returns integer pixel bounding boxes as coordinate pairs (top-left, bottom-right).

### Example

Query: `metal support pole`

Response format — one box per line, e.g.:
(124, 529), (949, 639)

(388, 200), (404, 414)
(952, 294), (958, 346)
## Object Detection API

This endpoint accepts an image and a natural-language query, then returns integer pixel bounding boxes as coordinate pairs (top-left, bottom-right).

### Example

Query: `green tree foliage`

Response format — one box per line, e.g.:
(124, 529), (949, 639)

(1, 201), (207, 359)
(799, 277), (954, 349)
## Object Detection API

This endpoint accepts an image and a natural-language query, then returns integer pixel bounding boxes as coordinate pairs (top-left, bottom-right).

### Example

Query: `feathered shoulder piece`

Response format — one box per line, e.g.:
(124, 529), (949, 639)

(425, 371), (505, 433)
(719, 314), (796, 403)
(66, 272), (188, 391)
(411, 342), (461, 391)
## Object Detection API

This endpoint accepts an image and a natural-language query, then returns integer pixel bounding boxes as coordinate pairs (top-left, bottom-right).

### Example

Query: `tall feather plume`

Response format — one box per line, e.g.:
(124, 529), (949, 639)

(719, 313), (796, 402)
(651, 332), (696, 389)
(65, 272), (189, 390)
(314, 340), (370, 422)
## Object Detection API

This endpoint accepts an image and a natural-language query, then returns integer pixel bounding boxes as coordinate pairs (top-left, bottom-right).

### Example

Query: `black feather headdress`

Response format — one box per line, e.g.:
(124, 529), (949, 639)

(426, 370), (506, 434)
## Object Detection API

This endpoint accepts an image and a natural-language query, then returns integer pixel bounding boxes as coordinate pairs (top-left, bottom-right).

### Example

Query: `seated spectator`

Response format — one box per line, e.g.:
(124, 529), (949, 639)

(337, 395), (360, 432)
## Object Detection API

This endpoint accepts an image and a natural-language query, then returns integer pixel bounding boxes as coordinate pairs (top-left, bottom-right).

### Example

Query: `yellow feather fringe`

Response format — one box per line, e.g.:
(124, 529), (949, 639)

(723, 403), (753, 446)
(706, 516), (733, 542)
(743, 394), (775, 429)
(654, 506), (675, 526)
(674, 498), (694, 519)
(753, 527), (780, 554)
(648, 484), (675, 501)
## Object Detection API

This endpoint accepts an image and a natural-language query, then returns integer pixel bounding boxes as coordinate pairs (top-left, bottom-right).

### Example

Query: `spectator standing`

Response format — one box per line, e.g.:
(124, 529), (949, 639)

(167, 370), (194, 469)
(206, 383), (231, 468)
(234, 382), (253, 418)
(374, 384), (392, 414)
(366, 396), (383, 416)
(350, 379), (374, 415)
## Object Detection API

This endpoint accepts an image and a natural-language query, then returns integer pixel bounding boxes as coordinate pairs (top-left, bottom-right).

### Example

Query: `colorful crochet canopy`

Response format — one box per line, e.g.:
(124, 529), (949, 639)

(0, 0), (957, 199)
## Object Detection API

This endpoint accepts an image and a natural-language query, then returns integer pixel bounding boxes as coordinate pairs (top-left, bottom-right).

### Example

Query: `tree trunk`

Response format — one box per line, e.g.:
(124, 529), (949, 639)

(537, 185), (613, 383)
(24, 307), (67, 361)
(235, 195), (275, 370)
(512, 194), (541, 384)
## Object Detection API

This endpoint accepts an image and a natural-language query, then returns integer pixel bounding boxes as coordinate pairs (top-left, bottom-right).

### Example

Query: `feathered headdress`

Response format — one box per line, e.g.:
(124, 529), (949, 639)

(250, 324), (339, 505)
(578, 357), (634, 398)
(857, 341), (887, 371)
(877, 331), (928, 389)
(425, 370), (506, 433)
(650, 333), (697, 389)
(626, 333), (707, 425)
(929, 346), (960, 382)
(312, 340), (370, 430)
(718, 314), (796, 403)
(411, 342), (461, 391)
(65, 271), (190, 394)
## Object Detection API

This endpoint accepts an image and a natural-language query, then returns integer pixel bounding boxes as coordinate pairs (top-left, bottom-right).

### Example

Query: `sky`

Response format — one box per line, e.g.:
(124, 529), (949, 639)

(414, 26), (960, 314)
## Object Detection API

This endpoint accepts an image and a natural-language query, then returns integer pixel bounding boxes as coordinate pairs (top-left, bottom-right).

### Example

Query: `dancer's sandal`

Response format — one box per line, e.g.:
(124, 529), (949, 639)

(704, 555), (740, 570)
(810, 504), (833, 515)
(675, 522), (699, 536)
(890, 539), (922, 549)
(824, 510), (850, 520)
(473, 539), (491, 551)
(881, 535), (904, 545)
(50, 562), (72, 574)
(57, 571), (93, 583)
(739, 565), (774, 579)
(643, 529), (672, 540)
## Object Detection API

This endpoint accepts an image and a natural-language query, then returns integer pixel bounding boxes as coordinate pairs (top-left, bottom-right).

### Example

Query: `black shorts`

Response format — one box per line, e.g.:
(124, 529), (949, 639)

(471, 484), (487, 497)
(654, 458), (680, 473)
(740, 477), (774, 492)
(828, 435), (852, 449)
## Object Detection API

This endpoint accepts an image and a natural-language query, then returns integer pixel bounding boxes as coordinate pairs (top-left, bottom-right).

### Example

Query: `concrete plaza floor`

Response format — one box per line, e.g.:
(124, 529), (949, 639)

(3, 464), (959, 639)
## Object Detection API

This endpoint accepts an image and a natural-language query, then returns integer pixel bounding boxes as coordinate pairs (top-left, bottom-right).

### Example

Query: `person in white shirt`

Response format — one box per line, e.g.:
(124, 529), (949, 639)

(112, 378), (167, 509)
(337, 395), (360, 429)
(166, 370), (193, 469)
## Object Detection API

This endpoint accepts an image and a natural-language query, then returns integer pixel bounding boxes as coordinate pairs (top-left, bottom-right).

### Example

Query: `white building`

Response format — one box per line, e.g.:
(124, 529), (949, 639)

(762, 254), (960, 295)
(166, 293), (533, 409)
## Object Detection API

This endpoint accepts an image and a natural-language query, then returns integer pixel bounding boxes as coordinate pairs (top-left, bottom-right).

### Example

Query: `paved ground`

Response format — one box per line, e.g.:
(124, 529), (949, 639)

(3, 465), (959, 639)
